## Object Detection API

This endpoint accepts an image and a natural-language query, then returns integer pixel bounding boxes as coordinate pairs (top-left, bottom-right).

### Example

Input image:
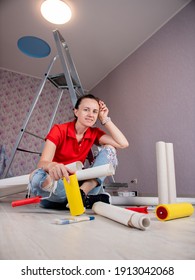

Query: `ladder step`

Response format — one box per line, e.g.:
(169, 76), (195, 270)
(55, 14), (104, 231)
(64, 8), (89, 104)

(47, 73), (80, 89)
(23, 130), (44, 140)
(17, 148), (41, 155)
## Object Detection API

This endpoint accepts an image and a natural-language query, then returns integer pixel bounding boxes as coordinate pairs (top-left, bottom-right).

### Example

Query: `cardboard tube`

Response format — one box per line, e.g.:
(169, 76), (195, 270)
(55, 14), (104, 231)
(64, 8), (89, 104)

(92, 202), (150, 230)
(63, 174), (85, 216)
(156, 203), (194, 221)
(156, 141), (169, 204)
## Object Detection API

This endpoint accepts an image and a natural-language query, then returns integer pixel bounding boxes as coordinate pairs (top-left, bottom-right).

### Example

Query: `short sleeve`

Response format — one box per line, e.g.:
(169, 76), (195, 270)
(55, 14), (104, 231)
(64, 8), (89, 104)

(46, 124), (62, 146)
(94, 127), (106, 145)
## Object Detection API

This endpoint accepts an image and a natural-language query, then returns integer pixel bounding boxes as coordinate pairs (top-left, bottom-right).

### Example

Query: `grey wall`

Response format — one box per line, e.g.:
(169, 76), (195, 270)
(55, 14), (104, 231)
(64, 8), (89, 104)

(91, 1), (195, 196)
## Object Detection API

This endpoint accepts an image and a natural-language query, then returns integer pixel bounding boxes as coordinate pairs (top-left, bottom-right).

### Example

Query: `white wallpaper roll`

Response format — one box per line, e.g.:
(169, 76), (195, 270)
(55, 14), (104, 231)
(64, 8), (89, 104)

(92, 202), (150, 230)
(0, 174), (29, 198)
(0, 162), (83, 189)
(166, 143), (177, 203)
(0, 174), (29, 187)
(76, 164), (115, 181)
(156, 141), (169, 204)
(0, 161), (83, 186)
(0, 163), (115, 197)
(65, 161), (84, 172)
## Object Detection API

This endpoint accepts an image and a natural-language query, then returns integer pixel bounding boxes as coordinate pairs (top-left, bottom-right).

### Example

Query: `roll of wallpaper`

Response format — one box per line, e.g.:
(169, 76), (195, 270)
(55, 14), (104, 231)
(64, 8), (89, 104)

(0, 174), (29, 198)
(63, 174), (85, 216)
(0, 161), (83, 188)
(92, 202), (150, 230)
(76, 163), (115, 181)
(156, 203), (194, 221)
(65, 161), (84, 172)
(0, 162), (113, 197)
(165, 143), (177, 203)
(0, 174), (29, 187)
(156, 141), (169, 204)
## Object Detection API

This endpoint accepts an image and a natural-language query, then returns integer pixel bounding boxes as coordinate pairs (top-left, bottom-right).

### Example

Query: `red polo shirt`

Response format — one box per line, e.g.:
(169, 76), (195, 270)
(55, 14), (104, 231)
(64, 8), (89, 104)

(46, 121), (105, 165)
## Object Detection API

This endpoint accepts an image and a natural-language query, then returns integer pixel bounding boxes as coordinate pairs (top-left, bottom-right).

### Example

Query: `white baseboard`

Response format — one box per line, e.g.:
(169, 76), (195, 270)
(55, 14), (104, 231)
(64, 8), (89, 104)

(111, 196), (195, 205)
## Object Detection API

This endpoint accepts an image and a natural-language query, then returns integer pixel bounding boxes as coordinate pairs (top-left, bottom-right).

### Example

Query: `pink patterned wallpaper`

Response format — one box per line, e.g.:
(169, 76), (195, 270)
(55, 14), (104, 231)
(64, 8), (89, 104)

(0, 68), (74, 176)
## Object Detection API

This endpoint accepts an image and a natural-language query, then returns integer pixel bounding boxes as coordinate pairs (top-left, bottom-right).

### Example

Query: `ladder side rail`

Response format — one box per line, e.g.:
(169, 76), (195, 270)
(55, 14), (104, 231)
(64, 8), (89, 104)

(54, 30), (85, 95)
(63, 41), (85, 96)
(37, 89), (65, 164)
(53, 30), (78, 106)
(55, 29), (85, 96)
(2, 56), (57, 178)
(21, 56), (58, 131)
(46, 89), (64, 134)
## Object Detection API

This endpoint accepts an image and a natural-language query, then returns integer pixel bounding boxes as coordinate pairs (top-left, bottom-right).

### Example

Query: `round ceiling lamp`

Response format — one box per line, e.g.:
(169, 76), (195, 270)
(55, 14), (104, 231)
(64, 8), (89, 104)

(41, 0), (72, 24)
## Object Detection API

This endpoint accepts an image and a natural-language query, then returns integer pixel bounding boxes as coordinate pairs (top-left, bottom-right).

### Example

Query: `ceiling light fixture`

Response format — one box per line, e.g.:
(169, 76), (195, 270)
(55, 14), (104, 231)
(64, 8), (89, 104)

(41, 0), (72, 24)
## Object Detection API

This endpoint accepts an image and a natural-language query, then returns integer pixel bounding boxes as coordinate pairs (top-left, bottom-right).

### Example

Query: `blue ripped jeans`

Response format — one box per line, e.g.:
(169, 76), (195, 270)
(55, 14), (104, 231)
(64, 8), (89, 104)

(29, 146), (118, 209)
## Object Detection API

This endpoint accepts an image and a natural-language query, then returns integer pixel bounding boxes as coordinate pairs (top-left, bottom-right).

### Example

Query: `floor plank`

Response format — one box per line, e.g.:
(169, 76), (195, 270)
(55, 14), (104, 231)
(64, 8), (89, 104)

(0, 193), (195, 260)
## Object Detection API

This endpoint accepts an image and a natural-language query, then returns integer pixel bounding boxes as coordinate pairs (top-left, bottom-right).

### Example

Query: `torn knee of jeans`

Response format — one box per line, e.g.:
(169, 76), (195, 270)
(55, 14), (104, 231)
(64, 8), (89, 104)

(102, 144), (116, 152)
(30, 169), (53, 190)
(102, 145), (118, 167)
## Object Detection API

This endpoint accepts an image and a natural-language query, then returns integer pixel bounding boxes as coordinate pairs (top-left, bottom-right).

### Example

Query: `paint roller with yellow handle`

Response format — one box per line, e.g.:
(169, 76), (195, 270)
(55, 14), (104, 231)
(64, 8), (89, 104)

(63, 174), (85, 216)
(156, 202), (194, 221)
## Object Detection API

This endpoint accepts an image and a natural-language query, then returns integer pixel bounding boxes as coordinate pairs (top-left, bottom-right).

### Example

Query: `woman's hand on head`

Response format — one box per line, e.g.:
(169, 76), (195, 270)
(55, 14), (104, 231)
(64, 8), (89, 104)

(98, 100), (109, 122)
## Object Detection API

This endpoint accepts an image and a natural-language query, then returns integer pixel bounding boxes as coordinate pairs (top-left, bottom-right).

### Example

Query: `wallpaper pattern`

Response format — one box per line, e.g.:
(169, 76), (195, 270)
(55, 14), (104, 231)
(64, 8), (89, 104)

(0, 69), (74, 177)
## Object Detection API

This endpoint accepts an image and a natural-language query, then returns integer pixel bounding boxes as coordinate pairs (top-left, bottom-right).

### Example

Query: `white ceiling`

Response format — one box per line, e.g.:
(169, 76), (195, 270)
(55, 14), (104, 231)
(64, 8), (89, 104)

(0, 0), (191, 90)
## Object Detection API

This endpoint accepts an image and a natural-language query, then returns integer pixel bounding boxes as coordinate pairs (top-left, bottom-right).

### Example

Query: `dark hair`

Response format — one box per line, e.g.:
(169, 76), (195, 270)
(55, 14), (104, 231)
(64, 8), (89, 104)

(74, 94), (100, 109)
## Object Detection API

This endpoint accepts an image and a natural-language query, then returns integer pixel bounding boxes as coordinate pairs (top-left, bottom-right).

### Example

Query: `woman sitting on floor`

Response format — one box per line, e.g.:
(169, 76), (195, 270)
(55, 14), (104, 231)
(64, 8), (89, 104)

(29, 94), (129, 209)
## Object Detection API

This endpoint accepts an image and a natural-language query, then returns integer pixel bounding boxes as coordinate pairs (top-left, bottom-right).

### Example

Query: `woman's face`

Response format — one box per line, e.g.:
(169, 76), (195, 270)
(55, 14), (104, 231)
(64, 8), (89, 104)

(74, 98), (100, 127)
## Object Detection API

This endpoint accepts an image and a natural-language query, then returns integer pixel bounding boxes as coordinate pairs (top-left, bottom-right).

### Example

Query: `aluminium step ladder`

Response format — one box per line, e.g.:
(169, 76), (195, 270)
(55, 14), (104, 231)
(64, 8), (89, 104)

(2, 30), (85, 178)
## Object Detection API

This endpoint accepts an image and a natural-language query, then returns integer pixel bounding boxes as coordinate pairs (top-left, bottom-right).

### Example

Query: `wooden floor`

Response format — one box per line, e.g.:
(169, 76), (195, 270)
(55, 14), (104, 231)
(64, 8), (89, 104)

(0, 193), (195, 260)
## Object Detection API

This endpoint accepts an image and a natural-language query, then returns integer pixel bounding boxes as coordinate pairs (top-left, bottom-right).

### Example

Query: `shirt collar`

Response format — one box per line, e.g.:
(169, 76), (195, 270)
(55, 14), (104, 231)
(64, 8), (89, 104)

(67, 120), (91, 139)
